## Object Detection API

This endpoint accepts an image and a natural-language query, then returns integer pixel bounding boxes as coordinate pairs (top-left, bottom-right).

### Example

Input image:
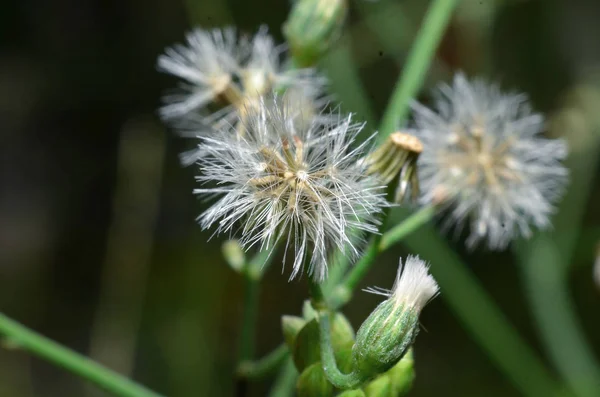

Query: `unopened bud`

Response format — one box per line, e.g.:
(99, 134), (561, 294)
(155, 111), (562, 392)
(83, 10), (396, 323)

(337, 390), (366, 397)
(297, 362), (333, 397)
(387, 348), (415, 395)
(283, 0), (348, 67)
(222, 240), (245, 273)
(282, 315), (307, 350)
(363, 373), (392, 397)
(352, 256), (438, 380)
(363, 132), (422, 203)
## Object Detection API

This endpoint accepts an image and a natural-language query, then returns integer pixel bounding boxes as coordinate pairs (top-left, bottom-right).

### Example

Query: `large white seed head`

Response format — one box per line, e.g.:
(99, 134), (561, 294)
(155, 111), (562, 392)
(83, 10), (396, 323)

(412, 73), (569, 249)
(196, 94), (388, 282)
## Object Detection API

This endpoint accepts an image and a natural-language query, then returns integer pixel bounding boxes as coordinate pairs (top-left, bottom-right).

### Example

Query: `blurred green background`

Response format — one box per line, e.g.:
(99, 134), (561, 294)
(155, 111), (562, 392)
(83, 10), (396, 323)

(1, 0), (599, 396)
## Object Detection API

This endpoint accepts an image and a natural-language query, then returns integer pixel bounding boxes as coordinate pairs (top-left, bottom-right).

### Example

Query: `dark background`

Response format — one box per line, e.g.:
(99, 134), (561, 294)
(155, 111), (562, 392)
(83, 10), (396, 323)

(1, 0), (599, 396)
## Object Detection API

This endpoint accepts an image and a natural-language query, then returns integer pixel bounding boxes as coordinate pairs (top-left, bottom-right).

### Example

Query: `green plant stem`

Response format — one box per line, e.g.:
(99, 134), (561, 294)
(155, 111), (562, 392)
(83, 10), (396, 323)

(268, 358), (298, 397)
(239, 276), (260, 362)
(378, 0), (457, 139)
(392, 209), (562, 397)
(318, 312), (363, 389)
(0, 312), (162, 397)
(238, 344), (289, 379)
(516, 91), (600, 397)
(308, 279), (328, 311)
(329, 206), (436, 308)
(380, 206), (437, 251)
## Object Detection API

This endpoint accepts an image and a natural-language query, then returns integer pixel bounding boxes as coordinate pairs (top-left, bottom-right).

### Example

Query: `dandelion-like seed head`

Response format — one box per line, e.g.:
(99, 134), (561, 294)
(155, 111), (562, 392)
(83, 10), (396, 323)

(196, 95), (387, 282)
(157, 25), (327, 123)
(412, 73), (569, 249)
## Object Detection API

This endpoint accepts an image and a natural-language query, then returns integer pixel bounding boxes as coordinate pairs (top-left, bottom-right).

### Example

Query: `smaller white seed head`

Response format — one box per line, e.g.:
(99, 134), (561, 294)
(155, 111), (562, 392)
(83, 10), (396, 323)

(412, 72), (569, 250)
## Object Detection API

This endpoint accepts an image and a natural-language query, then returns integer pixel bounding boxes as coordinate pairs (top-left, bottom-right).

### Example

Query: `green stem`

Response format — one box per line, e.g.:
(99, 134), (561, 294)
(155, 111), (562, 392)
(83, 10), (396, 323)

(308, 279), (328, 311)
(378, 0), (457, 139)
(238, 276), (259, 362)
(237, 344), (289, 379)
(515, 91), (600, 397)
(519, 238), (600, 397)
(318, 312), (363, 389)
(392, 210), (562, 397)
(330, 206), (436, 308)
(268, 358), (298, 397)
(0, 312), (163, 397)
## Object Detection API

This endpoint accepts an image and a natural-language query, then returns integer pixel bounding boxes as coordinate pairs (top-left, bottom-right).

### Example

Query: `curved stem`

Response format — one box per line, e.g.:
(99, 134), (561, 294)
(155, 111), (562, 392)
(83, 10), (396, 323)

(378, 0), (457, 139)
(237, 344), (289, 379)
(0, 312), (163, 397)
(318, 312), (363, 389)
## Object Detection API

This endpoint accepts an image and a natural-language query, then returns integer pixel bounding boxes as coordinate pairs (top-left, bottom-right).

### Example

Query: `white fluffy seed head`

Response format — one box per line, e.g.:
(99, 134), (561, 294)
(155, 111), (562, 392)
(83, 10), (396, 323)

(365, 256), (439, 312)
(412, 72), (569, 250)
(157, 25), (327, 121)
(196, 94), (388, 282)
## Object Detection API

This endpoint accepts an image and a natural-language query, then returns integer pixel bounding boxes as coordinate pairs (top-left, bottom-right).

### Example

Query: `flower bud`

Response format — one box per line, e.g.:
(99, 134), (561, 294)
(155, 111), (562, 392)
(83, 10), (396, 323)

(283, 0), (348, 67)
(282, 315), (307, 350)
(363, 132), (422, 203)
(352, 256), (438, 381)
(387, 348), (415, 395)
(363, 374), (392, 397)
(297, 362), (333, 397)
(293, 313), (355, 371)
(337, 390), (366, 397)
(221, 240), (245, 274)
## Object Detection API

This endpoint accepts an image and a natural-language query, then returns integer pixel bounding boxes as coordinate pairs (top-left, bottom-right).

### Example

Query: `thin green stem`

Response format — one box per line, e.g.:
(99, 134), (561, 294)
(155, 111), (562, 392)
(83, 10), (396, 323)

(329, 206), (436, 308)
(318, 312), (363, 389)
(237, 344), (289, 379)
(380, 206), (437, 251)
(0, 312), (163, 397)
(308, 279), (328, 311)
(268, 358), (298, 397)
(391, 209), (562, 397)
(378, 0), (457, 139)
(238, 276), (260, 362)
(516, 90), (600, 397)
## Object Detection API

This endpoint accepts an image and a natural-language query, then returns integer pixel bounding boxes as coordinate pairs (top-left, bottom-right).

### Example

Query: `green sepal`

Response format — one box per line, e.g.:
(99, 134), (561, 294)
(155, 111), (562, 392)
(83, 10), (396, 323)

(297, 361), (333, 397)
(282, 315), (307, 351)
(363, 374), (393, 397)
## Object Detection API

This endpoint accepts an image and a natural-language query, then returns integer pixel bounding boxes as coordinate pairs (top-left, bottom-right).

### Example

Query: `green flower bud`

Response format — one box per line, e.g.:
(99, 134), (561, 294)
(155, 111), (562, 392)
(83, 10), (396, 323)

(338, 390), (367, 397)
(302, 299), (318, 320)
(283, 0), (348, 67)
(352, 256), (439, 381)
(363, 374), (392, 397)
(293, 313), (355, 371)
(297, 362), (333, 397)
(282, 315), (307, 350)
(387, 349), (415, 395)
(221, 240), (245, 274)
